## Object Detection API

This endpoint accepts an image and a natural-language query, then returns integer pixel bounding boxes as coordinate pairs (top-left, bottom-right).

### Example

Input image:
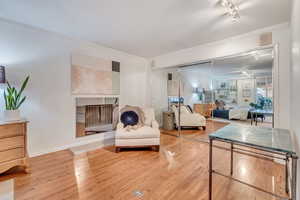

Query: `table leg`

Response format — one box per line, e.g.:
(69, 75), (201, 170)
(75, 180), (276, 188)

(285, 156), (289, 194)
(251, 112), (253, 125)
(209, 138), (213, 200)
(230, 143), (233, 176)
(291, 155), (297, 200)
(255, 113), (258, 126)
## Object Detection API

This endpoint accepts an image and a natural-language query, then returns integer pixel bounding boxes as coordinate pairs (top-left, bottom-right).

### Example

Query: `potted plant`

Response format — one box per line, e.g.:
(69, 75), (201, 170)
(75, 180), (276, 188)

(4, 76), (29, 121)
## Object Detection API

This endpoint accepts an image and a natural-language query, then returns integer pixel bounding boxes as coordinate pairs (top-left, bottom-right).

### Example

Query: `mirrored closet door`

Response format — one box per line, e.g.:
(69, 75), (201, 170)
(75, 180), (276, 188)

(211, 48), (274, 128)
(177, 62), (215, 141)
(150, 47), (274, 141)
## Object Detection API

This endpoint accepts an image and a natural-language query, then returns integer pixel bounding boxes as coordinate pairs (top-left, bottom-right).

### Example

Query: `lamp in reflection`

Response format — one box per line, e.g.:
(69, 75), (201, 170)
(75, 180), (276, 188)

(193, 87), (204, 101)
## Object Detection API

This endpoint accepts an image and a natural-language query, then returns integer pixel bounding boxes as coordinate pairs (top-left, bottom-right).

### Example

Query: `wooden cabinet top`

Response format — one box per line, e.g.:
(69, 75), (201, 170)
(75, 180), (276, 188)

(0, 119), (28, 126)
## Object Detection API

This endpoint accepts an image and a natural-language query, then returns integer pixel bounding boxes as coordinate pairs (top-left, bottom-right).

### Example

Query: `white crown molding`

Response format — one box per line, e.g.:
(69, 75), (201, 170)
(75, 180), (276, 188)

(151, 22), (290, 61)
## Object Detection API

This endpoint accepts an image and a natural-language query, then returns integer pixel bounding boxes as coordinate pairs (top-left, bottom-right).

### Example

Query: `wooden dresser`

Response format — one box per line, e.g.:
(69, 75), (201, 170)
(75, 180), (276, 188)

(194, 104), (215, 118)
(0, 120), (29, 174)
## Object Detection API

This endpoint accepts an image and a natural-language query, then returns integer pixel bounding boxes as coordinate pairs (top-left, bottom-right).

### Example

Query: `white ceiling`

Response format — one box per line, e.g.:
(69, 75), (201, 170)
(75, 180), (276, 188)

(0, 0), (291, 58)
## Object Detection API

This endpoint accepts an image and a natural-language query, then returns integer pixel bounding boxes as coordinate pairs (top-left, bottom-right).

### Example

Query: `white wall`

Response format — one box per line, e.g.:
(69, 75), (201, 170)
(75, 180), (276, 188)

(290, 0), (300, 197)
(151, 23), (291, 129)
(150, 68), (173, 125)
(0, 19), (149, 157)
(180, 70), (212, 107)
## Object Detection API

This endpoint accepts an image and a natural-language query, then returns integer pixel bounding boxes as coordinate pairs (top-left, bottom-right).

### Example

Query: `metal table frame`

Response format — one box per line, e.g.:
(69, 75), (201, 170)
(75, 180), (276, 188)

(250, 109), (274, 127)
(209, 137), (298, 200)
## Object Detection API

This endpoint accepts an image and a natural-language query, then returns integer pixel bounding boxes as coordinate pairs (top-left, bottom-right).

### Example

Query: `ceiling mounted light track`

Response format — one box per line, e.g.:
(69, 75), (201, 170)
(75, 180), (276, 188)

(219, 0), (240, 21)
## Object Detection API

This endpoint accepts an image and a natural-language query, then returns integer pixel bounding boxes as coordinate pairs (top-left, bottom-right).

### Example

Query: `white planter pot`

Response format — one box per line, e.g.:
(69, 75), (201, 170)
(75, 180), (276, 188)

(4, 110), (21, 121)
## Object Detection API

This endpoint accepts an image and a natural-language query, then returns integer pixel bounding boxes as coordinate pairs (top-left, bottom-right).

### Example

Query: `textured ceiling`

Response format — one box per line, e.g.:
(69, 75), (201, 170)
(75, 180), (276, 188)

(0, 0), (291, 57)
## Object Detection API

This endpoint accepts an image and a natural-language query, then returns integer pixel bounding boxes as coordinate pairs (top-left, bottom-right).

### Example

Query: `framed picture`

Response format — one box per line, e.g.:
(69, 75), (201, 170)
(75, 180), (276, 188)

(71, 54), (120, 95)
(242, 89), (251, 97)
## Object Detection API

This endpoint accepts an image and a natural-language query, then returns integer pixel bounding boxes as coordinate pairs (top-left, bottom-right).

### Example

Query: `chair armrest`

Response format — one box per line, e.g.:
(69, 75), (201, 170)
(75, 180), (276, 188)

(151, 120), (159, 129)
(117, 122), (124, 130)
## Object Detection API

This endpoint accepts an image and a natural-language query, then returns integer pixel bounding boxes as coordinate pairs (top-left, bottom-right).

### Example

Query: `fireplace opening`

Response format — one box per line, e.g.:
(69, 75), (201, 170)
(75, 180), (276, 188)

(76, 97), (118, 137)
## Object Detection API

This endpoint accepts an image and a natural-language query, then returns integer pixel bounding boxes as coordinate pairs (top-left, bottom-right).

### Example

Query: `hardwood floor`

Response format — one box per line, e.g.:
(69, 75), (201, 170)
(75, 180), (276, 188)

(161, 118), (272, 141)
(160, 120), (229, 141)
(0, 121), (287, 200)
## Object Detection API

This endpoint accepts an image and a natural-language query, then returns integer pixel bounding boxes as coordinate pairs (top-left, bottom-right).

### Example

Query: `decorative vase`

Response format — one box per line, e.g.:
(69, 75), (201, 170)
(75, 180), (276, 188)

(4, 110), (21, 121)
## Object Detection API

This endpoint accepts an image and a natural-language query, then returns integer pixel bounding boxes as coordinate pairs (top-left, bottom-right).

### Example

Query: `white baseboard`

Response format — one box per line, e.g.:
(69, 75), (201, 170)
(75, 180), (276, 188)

(70, 137), (115, 155)
(29, 132), (115, 158)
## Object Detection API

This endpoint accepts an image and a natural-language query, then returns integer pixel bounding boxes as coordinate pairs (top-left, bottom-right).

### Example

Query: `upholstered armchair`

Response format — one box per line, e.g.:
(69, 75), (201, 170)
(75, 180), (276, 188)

(171, 105), (206, 130)
(115, 107), (160, 152)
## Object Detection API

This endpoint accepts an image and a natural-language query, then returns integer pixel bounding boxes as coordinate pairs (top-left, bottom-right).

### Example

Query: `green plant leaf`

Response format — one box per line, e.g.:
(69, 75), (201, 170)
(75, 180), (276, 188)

(4, 76), (29, 110)
(16, 96), (26, 109)
(20, 76), (29, 94)
(10, 94), (14, 109)
(7, 81), (12, 89)
(4, 91), (8, 110)
(13, 88), (18, 108)
(16, 76), (29, 104)
(7, 94), (12, 110)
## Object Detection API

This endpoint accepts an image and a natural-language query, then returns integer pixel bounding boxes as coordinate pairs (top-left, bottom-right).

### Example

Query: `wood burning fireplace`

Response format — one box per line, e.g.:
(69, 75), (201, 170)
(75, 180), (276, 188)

(76, 97), (118, 137)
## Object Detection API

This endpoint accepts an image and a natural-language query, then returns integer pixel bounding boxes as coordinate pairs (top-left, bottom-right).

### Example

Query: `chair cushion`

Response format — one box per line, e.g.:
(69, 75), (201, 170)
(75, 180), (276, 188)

(180, 105), (191, 114)
(181, 113), (206, 126)
(142, 108), (155, 126)
(116, 126), (160, 139)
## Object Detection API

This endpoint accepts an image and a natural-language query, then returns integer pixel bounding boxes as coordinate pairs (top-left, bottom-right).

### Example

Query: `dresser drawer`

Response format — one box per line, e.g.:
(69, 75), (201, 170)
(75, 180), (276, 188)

(0, 136), (24, 151)
(0, 123), (25, 139)
(0, 148), (24, 163)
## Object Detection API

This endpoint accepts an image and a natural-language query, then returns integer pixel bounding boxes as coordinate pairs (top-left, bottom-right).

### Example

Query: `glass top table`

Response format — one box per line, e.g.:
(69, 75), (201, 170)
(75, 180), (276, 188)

(249, 109), (273, 115)
(208, 124), (298, 200)
(209, 124), (296, 154)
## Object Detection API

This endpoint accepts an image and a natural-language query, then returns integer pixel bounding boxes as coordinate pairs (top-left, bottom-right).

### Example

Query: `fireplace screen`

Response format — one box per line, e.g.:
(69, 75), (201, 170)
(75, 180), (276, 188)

(76, 97), (118, 137)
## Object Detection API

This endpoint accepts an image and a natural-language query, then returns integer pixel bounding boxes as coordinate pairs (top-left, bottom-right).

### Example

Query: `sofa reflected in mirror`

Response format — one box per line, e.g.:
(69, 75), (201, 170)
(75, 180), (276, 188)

(171, 105), (206, 130)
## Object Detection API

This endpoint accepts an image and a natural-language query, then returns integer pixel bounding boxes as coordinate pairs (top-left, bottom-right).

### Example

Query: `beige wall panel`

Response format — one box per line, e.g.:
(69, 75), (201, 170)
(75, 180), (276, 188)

(71, 65), (113, 94)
